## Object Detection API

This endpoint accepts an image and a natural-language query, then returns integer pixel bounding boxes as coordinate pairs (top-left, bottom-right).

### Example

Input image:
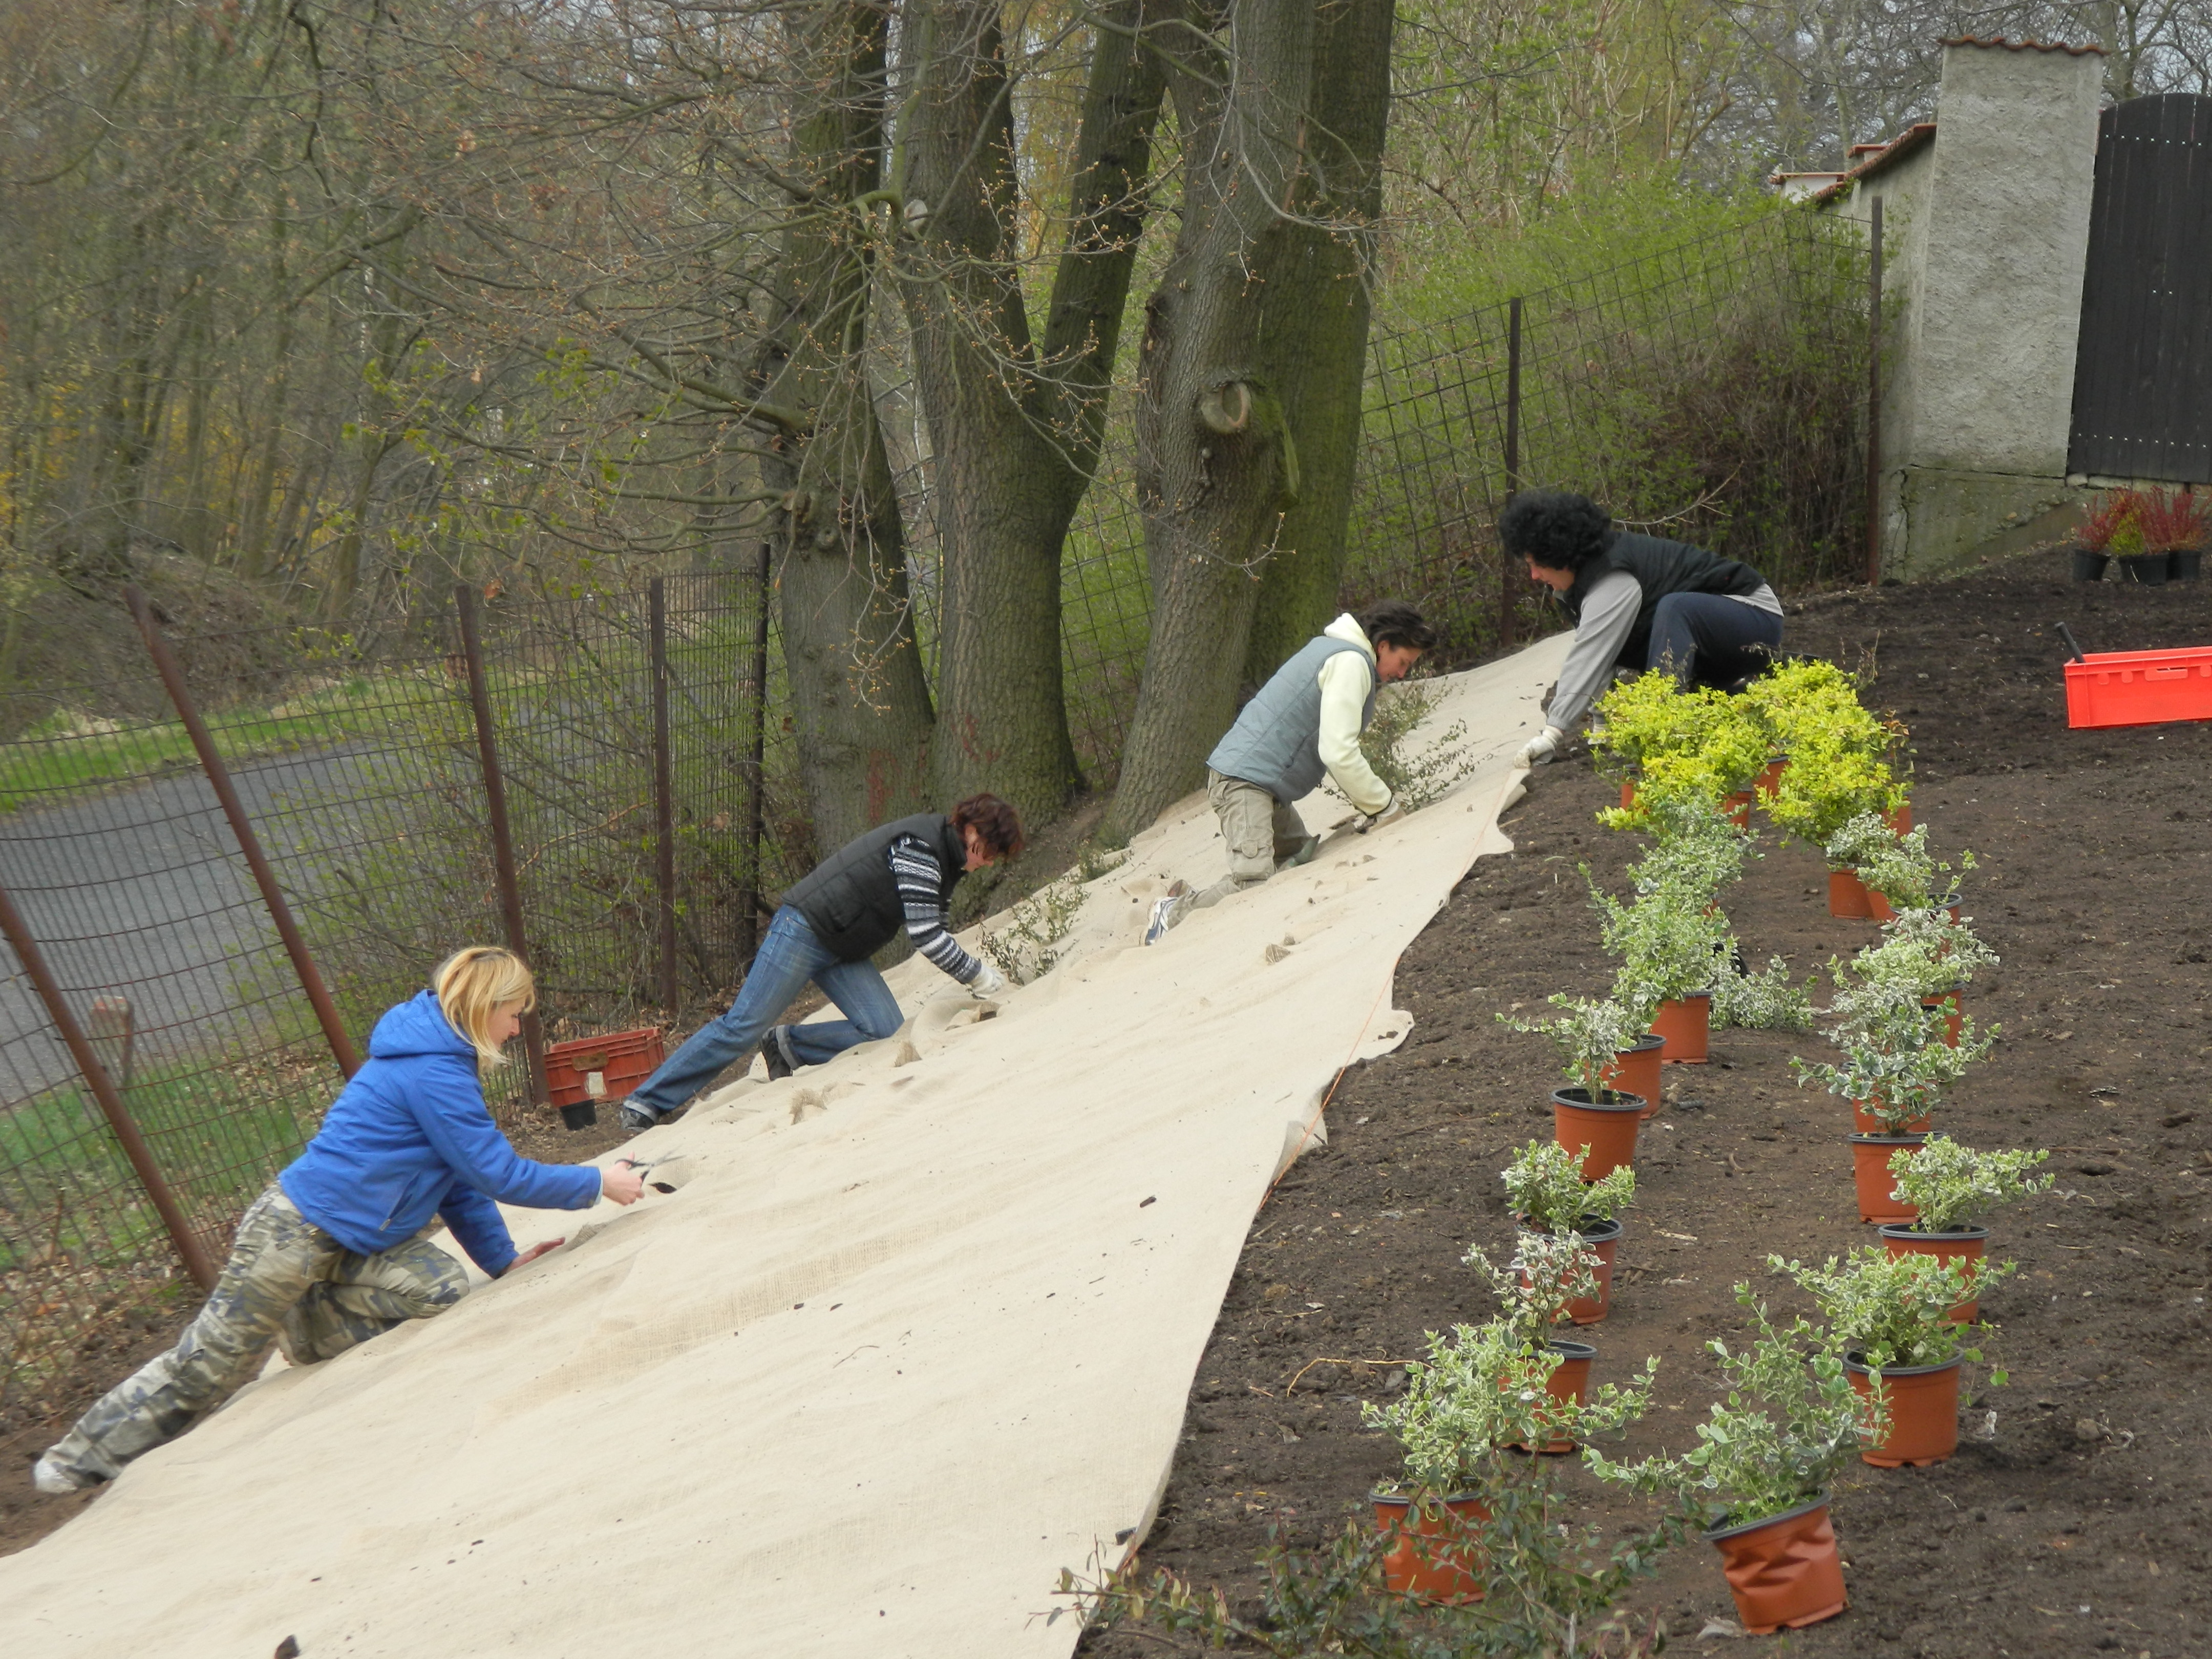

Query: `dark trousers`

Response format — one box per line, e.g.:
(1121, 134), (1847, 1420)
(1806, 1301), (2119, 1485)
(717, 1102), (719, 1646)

(1646, 592), (1783, 689)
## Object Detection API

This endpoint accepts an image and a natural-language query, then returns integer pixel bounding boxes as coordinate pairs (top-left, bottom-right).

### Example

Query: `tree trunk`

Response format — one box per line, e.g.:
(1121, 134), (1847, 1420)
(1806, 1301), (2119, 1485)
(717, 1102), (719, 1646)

(895, 0), (1165, 829)
(1238, 0), (1394, 685)
(1104, 0), (1394, 843)
(755, 0), (937, 853)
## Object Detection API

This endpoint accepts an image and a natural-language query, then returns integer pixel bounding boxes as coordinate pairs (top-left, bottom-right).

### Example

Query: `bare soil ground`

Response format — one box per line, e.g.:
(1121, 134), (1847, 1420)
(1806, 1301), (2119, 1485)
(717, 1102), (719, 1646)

(1076, 547), (2212, 1659)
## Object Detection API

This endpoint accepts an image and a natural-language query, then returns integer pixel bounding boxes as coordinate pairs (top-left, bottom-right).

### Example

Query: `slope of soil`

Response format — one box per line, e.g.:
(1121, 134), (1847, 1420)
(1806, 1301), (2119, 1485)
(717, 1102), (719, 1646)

(1078, 548), (2212, 1658)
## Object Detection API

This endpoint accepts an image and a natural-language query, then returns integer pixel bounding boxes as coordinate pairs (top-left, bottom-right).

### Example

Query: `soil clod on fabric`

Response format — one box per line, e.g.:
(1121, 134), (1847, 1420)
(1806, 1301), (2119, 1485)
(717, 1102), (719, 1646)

(1078, 549), (2212, 1658)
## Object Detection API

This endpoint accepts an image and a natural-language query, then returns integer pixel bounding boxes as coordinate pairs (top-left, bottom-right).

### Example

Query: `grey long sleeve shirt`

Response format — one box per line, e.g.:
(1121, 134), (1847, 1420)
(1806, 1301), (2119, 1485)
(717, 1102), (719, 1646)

(1546, 573), (1782, 732)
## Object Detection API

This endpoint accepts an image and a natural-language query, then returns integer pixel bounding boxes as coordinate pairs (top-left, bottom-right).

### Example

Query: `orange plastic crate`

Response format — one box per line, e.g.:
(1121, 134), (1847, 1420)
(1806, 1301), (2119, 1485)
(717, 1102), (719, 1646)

(2064, 646), (2212, 729)
(543, 1027), (665, 1108)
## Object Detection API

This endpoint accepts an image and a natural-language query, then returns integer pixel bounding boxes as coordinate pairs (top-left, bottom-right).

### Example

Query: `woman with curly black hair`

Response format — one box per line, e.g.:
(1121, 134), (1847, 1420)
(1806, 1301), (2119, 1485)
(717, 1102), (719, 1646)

(1499, 490), (1783, 765)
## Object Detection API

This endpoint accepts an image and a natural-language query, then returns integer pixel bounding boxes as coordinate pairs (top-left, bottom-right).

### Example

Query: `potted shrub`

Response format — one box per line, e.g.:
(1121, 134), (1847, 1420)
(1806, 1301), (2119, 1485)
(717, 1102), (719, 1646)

(1777, 1247), (2008, 1468)
(1503, 1139), (1636, 1324)
(1501, 995), (1646, 1176)
(1466, 1232), (1616, 1449)
(1824, 813), (1975, 922)
(1592, 672), (1769, 827)
(2100, 484), (2206, 585)
(1364, 1245), (1658, 1601)
(1592, 885), (1729, 1066)
(1882, 1136), (2053, 1320)
(2073, 490), (2129, 582)
(1743, 662), (1907, 914)
(1586, 1285), (1884, 1634)
(2139, 484), (2208, 581)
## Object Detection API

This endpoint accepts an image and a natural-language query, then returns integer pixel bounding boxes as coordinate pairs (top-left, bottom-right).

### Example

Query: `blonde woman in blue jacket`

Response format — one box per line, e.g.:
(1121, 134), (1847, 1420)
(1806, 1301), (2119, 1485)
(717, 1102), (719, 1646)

(33, 947), (644, 1495)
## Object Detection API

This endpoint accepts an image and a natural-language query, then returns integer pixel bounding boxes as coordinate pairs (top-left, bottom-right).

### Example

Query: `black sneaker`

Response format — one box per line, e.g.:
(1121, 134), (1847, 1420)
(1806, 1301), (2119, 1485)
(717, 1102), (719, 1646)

(761, 1027), (795, 1080)
(618, 1100), (658, 1133)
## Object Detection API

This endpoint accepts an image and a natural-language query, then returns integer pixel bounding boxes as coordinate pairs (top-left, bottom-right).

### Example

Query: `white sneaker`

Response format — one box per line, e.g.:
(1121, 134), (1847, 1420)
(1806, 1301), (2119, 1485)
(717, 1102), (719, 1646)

(32, 1453), (90, 1495)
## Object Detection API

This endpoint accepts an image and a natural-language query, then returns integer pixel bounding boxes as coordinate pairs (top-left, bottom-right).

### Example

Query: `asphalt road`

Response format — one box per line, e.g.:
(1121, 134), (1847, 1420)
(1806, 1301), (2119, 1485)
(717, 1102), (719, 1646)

(0, 745), (392, 1102)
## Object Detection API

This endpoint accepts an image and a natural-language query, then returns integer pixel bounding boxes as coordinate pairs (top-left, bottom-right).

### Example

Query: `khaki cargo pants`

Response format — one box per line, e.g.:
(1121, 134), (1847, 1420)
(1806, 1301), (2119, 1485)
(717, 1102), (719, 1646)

(42, 1184), (469, 1485)
(1195, 770), (1313, 907)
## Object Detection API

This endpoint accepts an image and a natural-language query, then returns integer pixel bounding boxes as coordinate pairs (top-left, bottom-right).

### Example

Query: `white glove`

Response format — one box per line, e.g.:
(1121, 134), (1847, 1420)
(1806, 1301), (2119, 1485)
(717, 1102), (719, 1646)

(1354, 794), (1406, 833)
(1517, 726), (1565, 767)
(968, 961), (1007, 996)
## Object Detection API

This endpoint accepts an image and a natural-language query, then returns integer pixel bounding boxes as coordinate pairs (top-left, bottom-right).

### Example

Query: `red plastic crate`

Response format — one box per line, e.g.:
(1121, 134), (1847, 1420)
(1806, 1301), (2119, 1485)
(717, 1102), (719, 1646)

(2064, 646), (2212, 729)
(543, 1027), (665, 1108)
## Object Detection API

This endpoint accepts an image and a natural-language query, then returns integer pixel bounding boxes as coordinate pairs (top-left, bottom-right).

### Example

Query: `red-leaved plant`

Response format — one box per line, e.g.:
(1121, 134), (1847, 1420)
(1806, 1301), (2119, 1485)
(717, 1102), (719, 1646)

(2084, 486), (2207, 556)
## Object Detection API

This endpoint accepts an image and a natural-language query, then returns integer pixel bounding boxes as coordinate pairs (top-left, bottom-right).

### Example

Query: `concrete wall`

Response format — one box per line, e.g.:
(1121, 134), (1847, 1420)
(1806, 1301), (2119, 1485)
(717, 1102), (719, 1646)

(1825, 40), (2104, 581)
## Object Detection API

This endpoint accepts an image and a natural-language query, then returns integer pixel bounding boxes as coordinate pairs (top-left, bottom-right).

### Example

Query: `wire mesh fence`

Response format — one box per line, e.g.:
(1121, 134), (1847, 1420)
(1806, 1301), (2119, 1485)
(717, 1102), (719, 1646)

(0, 207), (1870, 1425)
(0, 572), (778, 1426)
(1344, 209), (1873, 666)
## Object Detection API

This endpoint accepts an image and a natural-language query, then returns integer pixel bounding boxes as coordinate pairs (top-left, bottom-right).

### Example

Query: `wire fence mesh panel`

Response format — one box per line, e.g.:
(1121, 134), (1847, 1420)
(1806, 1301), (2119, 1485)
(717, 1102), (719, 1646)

(0, 647), (359, 1424)
(1347, 210), (1873, 668)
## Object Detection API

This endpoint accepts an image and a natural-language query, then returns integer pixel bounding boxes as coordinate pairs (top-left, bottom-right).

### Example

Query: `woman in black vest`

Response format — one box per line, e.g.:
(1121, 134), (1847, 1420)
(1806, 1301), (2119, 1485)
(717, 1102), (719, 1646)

(618, 795), (1025, 1130)
(1500, 490), (1784, 765)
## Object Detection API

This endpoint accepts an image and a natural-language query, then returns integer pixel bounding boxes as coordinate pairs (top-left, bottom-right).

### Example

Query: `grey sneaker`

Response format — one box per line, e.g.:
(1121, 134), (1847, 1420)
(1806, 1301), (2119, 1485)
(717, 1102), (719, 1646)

(761, 1027), (795, 1080)
(618, 1099), (659, 1133)
(1277, 835), (1320, 870)
(33, 1453), (93, 1495)
(1143, 881), (1194, 945)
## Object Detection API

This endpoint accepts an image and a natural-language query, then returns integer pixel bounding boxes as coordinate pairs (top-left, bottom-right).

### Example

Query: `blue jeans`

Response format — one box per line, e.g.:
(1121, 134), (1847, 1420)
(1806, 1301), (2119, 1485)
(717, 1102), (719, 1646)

(627, 906), (904, 1116)
(1646, 592), (1783, 689)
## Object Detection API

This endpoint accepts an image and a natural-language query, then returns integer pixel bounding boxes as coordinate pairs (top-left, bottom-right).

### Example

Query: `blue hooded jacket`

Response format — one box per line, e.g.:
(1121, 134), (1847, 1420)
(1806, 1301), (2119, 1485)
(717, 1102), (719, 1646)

(279, 990), (602, 1276)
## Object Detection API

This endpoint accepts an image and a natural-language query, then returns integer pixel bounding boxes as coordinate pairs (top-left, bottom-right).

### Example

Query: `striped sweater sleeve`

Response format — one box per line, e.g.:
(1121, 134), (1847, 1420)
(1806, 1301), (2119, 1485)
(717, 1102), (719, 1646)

(887, 835), (983, 983)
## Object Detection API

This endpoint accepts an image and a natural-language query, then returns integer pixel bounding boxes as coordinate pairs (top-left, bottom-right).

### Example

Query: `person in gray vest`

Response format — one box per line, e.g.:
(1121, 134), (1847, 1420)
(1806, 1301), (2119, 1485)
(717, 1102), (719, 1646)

(616, 795), (1025, 1130)
(1503, 490), (1783, 767)
(1153, 601), (1436, 934)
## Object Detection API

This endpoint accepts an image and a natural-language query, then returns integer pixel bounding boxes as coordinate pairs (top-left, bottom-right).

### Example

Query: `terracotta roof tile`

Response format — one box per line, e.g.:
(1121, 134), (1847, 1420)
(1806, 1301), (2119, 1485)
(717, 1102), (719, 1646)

(1810, 123), (1938, 205)
(1939, 35), (2106, 57)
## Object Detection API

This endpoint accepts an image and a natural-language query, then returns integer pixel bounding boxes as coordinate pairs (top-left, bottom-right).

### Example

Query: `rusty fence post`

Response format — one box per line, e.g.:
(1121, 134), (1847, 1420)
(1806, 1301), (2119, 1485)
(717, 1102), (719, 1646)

(125, 585), (360, 1078)
(1866, 197), (1884, 588)
(649, 578), (679, 1012)
(453, 585), (551, 1111)
(0, 879), (218, 1289)
(1500, 295), (1524, 650)
(741, 543), (772, 970)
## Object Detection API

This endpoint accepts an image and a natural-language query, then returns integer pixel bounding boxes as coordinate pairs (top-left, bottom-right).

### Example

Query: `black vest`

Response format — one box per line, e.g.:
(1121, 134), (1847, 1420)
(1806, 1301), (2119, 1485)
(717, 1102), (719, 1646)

(1557, 531), (1765, 671)
(782, 813), (966, 962)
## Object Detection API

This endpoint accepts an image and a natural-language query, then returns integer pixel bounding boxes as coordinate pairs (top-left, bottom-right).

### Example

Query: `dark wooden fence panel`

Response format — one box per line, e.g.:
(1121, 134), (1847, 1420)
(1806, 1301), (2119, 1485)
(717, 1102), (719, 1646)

(2068, 93), (2212, 483)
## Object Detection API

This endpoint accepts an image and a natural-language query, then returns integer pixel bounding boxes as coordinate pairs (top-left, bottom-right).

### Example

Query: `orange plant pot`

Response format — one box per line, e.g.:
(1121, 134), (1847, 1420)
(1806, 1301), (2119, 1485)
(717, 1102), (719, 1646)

(1848, 1133), (1925, 1223)
(1723, 790), (1754, 828)
(1530, 1339), (1595, 1453)
(1755, 755), (1788, 799)
(1552, 1089), (1644, 1181)
(1827, 869), (1872, 919)
(1888, 802), (1914, 833)
(1879, 1224), (1988, 1322)
(1521, 1219), (1623, 1326)
(1924, 991), (1963, 1047)
(1372, 1491), (1489, 1603)
(1852, 1103), (1931, 1135)
(1846, 1354), (1961, 1467)
(1866, 887), (1896, 923)
(1602, 1035), (1666, 1118)
(1649, 992), (1711, 1064)
(1706, 1497), (1848, 1634)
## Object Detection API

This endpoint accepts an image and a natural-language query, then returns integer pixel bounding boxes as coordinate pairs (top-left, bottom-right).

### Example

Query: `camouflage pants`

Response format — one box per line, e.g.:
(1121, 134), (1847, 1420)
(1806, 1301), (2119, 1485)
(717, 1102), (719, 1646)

(41, 1184), (469, 1485)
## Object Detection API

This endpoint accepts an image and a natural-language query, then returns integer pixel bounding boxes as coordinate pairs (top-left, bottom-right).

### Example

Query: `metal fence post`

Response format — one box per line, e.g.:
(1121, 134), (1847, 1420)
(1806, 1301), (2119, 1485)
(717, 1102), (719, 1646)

(0, 877), (218, 1290)
(1866, 198), (1884, 588)
(649, 578), (679, 1012)
(124, 585), (361, 1078)
(453, 585), (552, 1110)
(1500, 295), (1524, 648)
(742, 542), (773, 969)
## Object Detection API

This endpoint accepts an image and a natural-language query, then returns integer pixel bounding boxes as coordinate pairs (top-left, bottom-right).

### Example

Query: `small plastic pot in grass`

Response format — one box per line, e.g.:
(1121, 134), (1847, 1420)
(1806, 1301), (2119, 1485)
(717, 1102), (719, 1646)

(1602, 1033), (1665, 1117)
(1587, 1286), (1882, 1634)
(1777, 1246), (2008, 1470)
(1648, 990), (1711, 1063)
(1848, 1133), (1925, 1223)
